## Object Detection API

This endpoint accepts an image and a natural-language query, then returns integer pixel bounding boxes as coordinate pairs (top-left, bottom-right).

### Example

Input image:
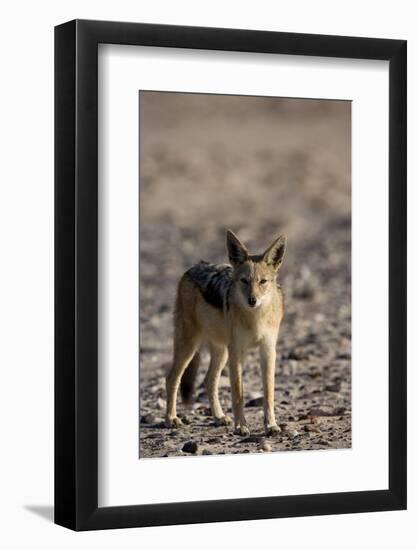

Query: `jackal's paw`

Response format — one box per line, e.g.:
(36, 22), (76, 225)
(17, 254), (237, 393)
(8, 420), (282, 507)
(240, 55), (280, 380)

(234, 424), (251, 437)
(214, 415), (233, 427)
(165, 416), (183, 428)
(265, 423), (281, 436)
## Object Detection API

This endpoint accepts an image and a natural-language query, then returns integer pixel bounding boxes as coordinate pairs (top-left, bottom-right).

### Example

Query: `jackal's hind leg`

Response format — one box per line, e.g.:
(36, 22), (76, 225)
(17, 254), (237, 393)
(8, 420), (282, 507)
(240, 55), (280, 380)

(205, 344), (232, 426)
(165, 331), (199, 428)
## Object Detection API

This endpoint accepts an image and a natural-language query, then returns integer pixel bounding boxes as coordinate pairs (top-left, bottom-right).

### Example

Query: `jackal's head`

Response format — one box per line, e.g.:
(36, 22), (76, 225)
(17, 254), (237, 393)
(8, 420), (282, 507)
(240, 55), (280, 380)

(226, 229), (287, 310)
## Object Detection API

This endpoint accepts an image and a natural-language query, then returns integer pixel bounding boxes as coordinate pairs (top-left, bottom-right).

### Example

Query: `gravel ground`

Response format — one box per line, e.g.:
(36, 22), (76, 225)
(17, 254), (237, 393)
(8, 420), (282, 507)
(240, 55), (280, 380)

(139, 92), (351, 458)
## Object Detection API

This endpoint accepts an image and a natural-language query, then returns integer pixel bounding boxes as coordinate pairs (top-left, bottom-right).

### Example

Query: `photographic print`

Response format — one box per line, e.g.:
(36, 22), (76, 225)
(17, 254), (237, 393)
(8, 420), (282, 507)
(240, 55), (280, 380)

(139, 91), (351, 459)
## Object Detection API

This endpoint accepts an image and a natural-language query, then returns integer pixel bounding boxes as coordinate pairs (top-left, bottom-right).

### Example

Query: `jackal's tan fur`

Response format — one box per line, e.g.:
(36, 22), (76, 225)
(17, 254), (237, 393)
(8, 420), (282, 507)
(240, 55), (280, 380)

(165, 230), (287, 436)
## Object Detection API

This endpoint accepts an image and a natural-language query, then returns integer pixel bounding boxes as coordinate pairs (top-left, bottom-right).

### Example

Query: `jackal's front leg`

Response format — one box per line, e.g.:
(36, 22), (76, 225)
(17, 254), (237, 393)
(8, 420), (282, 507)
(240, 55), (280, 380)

(228, 349), (250, 436)
(260, 337), (280, 436)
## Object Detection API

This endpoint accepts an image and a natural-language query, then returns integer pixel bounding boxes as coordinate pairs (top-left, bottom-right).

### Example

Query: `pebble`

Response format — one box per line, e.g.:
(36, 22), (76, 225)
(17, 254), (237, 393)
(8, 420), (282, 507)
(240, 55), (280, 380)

(202, 449), (213, 455)
(241, 435), (265, 444)
(288, 360), (298, 375)
(304, 424), (321, 433)
(194, 405), (210, 416)
(248, 390), (263, 400)
(182, 441), (198, 454)
(325, 382), (341, 392)
(141, 413), (157, 424)
(156, 397), (166, 410)
(260, 441), (272, 452)
(206, 437), (223, 444)
(245, 397), (264, 407)
(145, 433), (162, 439)
(308, 408), (331, 417)
(178, 414), (191, 425)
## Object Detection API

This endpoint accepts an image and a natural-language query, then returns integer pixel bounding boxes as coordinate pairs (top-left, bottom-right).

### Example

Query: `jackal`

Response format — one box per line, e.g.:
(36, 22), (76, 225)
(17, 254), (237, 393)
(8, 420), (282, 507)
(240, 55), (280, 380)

(165, 230), (287, 436)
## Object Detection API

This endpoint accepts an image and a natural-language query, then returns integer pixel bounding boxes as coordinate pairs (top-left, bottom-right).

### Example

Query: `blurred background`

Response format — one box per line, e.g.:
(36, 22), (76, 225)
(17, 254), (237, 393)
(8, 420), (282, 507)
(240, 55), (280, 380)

(139, 92), (351, 458)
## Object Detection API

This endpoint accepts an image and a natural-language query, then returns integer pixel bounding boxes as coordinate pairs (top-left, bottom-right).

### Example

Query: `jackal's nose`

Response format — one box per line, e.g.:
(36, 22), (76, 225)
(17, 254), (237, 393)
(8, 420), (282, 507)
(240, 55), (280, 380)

(248, 296), (257, 307)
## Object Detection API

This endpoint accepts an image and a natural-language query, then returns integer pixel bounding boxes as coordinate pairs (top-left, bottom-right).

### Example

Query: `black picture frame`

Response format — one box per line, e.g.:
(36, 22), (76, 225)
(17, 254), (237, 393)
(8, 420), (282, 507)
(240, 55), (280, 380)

(55, 19), (407, 531)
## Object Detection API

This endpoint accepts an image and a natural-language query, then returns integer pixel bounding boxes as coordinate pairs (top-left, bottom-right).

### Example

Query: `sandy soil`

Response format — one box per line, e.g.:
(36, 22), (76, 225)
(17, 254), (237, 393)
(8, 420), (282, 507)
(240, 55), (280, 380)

(139, 93), (351, 458)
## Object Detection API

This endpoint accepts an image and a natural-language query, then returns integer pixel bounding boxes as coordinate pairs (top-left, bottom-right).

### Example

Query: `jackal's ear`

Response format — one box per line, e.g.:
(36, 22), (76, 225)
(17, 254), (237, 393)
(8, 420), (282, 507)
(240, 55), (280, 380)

(262, 235), (287, 270)
(226, 230), (249, 266)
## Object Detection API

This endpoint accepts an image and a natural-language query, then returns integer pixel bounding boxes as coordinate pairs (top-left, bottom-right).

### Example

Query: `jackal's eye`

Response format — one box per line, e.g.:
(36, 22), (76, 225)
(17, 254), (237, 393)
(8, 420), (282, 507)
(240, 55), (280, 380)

(259, 278), (268, 285)
(240, 277), (249, 285)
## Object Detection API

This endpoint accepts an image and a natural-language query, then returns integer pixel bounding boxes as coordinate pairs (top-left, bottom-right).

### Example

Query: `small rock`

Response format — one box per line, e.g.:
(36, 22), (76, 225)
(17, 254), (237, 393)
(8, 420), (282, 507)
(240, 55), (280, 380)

(308, 408), (331, 417)
(145, 433), (162, 439)
(288, 350), (303, 360)
(206, 437), (223, 444)
(282, 361), (297, 376)
(202, 449), (213, 455)
(288, 359), (298, 375)
(156, 397), (166, 409)
(141, 413), (157, 424)
(288, 430), (300, 439)
(246, 397), (264, 407)
(178, 414), (191, 425)
(248, 391), (263, 400)
(325, 382), (341, 392)
(182, 441), (198, 454)
(260, 441), (272, 452)
(308, 371), (321, 379)
(194, 405), (210, 416)
(304, 424), (321, 433)
(241, 435), (264, 444)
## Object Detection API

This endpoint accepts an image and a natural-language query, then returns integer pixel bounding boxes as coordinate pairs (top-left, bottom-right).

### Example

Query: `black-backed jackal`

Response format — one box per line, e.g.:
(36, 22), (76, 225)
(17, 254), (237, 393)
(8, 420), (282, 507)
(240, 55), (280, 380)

(165, 230), (286, 436)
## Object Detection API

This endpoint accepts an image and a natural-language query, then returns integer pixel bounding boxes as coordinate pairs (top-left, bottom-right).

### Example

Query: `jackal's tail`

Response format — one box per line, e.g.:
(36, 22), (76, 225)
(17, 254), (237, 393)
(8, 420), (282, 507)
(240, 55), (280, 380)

(180, 351), (200, 405)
